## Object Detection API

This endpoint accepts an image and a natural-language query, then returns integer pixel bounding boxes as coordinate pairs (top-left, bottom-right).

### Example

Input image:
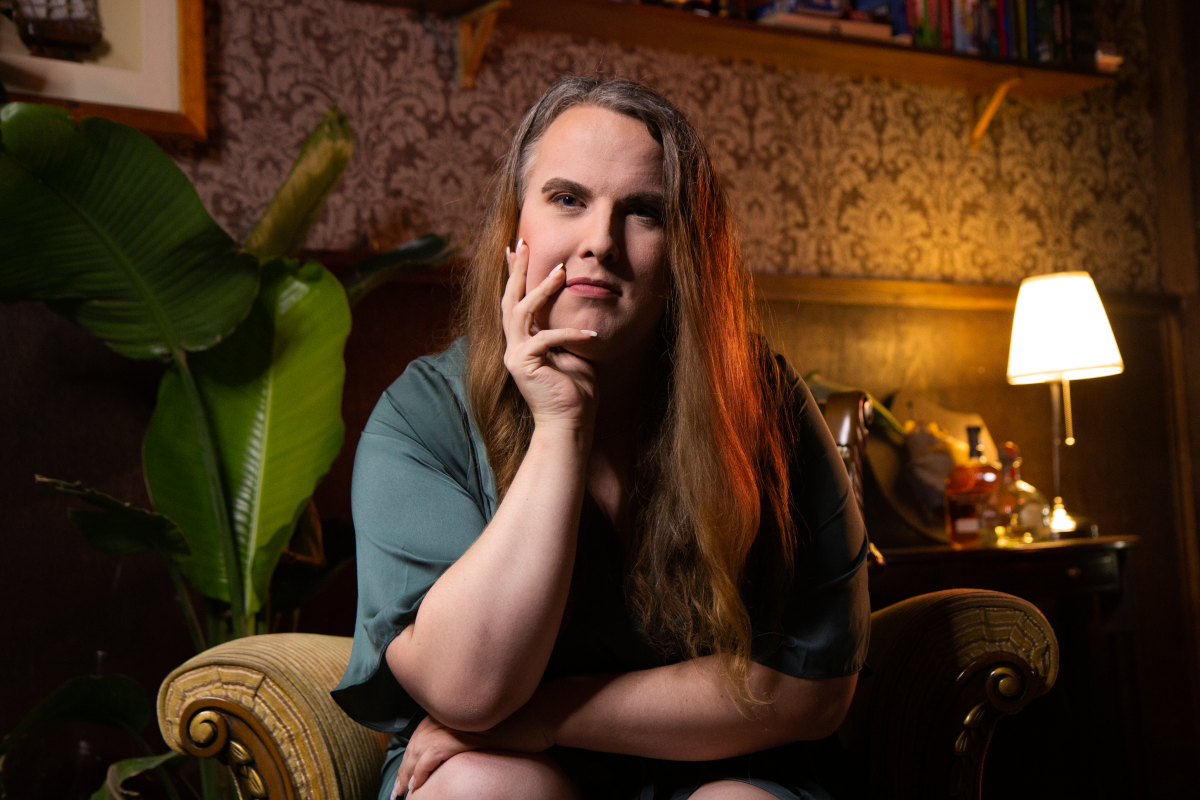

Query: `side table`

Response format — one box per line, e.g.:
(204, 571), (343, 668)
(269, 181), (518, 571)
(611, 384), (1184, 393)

(869, 535), (1142, 800)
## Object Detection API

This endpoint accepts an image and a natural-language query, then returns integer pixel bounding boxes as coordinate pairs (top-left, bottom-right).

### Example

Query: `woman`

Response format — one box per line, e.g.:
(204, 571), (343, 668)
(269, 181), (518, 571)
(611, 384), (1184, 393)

(332, 77), (870, 800)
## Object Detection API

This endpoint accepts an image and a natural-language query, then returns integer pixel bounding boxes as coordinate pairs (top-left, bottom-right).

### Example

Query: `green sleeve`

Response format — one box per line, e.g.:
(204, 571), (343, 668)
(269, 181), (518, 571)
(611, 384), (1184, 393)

(331, 339), (496, 732)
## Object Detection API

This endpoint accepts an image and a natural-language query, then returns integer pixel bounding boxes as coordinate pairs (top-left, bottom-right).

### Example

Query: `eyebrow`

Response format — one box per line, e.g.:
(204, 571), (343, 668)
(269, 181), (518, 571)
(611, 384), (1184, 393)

(540, 178), (664, 209)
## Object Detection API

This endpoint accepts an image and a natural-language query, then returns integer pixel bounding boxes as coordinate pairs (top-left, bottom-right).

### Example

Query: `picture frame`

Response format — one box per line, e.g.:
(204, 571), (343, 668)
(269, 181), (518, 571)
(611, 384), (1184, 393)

(0, 0), (206, 140)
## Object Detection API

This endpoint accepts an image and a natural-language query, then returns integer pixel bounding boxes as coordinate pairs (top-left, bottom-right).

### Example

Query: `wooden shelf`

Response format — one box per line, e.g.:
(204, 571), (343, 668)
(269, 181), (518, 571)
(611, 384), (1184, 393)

(378, 0), (1117, 100)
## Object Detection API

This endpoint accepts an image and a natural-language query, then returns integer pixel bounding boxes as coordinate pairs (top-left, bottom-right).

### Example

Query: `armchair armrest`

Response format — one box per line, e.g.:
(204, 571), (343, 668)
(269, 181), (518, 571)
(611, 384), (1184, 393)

(839, 589), (1059, 800)
(157, 633), (383, 800)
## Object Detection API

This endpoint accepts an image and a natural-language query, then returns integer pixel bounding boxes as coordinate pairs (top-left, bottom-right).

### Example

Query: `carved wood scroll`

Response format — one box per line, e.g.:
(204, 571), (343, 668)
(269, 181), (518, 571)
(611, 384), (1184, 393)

(180, 698), (296, 800)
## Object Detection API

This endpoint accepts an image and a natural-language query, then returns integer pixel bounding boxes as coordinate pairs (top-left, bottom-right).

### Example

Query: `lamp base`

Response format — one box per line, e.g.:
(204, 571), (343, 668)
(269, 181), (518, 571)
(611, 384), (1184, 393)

(1049, 497), (1099, 539)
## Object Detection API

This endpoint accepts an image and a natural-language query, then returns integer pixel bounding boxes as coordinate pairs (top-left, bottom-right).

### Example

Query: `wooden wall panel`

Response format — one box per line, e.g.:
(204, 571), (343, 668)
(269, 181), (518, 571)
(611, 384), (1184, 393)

(759, 276), (1197, 796)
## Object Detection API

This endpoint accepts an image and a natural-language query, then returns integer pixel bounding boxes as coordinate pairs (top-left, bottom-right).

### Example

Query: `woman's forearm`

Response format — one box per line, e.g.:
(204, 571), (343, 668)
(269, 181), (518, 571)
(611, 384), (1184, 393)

(523, 660), (857, 761)
(386, 422), (590, 730)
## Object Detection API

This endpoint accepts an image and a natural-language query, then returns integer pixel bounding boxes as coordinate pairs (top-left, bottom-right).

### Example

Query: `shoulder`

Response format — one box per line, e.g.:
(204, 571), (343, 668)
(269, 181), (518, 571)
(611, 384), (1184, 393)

(358, 337), (497, 510)
(377, 337), (471, 422)
(366, 337), (474, 445)
(756, 345), (815, 429)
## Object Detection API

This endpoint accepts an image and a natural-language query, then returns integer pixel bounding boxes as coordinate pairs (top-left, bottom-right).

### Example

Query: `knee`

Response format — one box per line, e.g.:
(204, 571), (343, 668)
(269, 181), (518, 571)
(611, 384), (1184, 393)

(409, 751), (528, 800)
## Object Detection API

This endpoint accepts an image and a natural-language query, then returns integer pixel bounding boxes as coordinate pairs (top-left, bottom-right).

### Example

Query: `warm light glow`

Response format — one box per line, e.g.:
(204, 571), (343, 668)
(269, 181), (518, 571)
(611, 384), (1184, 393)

(1007, 272), (1124, 385)
(1049, 498), (1078, 534)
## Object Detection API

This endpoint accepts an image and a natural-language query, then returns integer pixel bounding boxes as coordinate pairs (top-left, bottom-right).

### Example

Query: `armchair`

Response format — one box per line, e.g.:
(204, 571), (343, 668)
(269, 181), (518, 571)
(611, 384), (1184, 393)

(157, 393), (1060, 800)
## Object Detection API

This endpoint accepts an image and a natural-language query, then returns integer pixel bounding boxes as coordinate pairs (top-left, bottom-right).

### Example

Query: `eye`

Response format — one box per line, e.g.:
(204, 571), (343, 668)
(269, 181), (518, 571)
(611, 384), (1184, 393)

(630, 204), (662, 224)
(551, 192), (583, 209)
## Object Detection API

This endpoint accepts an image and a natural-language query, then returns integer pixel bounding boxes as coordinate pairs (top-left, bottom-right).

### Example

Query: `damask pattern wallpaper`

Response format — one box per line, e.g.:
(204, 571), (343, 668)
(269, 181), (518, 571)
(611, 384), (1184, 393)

(166, 0), (1157, 291)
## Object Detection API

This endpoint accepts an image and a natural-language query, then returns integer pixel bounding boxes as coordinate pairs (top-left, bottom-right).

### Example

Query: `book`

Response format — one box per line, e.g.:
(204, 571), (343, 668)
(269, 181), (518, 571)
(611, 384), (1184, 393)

(1062, 0), (1072, 62)
(997, 0), (1009, 57)
(890, 0), (911, 36)
(993, 0), (1003, 55)
(908, 0), (939, 46)
(952, 0), (969, 52)
(1054, 0), (1065, 61)
(753, 0), (844, 17)
(1016, 0), (1028, 60)
(857, 0), (911, 35)
(1034, 0), (1055, 62)
(759, 9), (896, 39)
(1068, 0), (1095, 69)
(940, 0), (953, 49)
(983, 0), (1000, 56)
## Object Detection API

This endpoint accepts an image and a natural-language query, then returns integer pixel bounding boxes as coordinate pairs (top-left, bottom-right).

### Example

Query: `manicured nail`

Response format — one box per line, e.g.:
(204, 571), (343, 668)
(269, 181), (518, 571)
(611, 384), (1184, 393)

(550, 263), (564, 276)
(505, 246), (511, 258)
(516, 238), (524, 251)
(581, 330), (598, 337)
(408, 777), (415, 796)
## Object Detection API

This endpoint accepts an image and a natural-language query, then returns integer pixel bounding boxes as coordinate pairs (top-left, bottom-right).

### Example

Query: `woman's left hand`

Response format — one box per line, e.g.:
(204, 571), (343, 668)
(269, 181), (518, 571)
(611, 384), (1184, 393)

(392, 711), (553, 797)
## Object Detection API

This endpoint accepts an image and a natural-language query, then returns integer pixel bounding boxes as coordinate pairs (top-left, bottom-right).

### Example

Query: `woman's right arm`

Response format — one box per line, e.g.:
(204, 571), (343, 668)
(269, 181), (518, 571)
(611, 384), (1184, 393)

(384, 241), (597, 732)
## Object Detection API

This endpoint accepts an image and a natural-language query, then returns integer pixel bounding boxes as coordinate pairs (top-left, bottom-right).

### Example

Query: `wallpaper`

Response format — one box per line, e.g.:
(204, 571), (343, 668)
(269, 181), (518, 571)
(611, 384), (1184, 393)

(165, 0), (1158, 291)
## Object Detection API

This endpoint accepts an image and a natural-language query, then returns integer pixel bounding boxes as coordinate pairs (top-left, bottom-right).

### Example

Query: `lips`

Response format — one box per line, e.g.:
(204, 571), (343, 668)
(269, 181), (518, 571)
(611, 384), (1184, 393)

(565, 277), (620, 298)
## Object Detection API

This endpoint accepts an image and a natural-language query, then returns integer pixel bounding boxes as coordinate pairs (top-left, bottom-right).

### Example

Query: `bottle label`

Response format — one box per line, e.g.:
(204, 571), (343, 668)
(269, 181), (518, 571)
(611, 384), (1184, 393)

(954, 517), (980, 534)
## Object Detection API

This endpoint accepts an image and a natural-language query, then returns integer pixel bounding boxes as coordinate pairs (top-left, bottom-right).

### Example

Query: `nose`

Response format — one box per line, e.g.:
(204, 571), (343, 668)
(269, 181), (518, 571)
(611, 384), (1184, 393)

(578, 203), (622, 265)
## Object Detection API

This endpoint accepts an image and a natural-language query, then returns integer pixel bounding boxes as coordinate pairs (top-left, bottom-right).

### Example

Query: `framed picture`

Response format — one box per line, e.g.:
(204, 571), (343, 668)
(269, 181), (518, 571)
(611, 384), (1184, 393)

(0, 0), (205, 140)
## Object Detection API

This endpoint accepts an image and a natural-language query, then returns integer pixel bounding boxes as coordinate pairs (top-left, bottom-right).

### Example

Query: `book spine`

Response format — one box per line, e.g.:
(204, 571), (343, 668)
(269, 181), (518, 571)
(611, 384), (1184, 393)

(891, 0), (910, 35)
(1008, 0), (1019, 56)
(1014, 0), (1026, 59)
(997, 0), (1008, 56)
(1068, 0), (1095, 69)
(941, 0), (953, 48)
(752, 0), (801, 19)
(1035, 0), (1054, 62)
(968, 0), (982, 54)
(1053, 0), (1065, 61)
(952, 0), (966, 51)
(992, 0), (1002, 55)
(1023, 0), (1034, 61)
(910, 0), (937, 46)
(1062, 0), (1072, 62)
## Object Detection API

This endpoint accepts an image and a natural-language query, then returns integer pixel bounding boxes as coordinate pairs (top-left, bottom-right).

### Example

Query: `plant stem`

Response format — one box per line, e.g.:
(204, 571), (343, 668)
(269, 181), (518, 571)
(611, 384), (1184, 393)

(199, 757), (227, 800)
(204, 600), (229, 648)
(167, 561), (207, 654)
(172, 350), (247, 638)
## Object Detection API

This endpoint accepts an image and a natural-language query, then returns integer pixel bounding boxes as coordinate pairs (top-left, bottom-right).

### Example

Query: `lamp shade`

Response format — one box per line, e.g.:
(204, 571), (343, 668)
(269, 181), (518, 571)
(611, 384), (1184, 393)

(1007, 272), (1124, 385)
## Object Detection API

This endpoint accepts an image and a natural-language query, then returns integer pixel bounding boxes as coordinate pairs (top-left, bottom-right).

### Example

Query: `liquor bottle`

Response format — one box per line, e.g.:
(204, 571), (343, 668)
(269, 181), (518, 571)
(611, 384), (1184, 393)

(980, 442), (1052, 546)
(944, 425), (999, 548)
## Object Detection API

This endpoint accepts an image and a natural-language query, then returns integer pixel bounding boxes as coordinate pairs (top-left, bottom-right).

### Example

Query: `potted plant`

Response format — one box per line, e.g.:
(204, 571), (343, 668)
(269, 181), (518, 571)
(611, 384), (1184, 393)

(0, 102), (454, 798)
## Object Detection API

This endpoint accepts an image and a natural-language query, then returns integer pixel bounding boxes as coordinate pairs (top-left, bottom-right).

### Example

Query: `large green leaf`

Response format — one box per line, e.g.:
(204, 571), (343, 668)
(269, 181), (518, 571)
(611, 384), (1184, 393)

(0, 103), (259, 359)
(0, 675), (148, 756)
(243, 107), (355, 261)
(144, 259), (350, 614)
(91, 751), (184, 800)
(35, 476), (189, 560)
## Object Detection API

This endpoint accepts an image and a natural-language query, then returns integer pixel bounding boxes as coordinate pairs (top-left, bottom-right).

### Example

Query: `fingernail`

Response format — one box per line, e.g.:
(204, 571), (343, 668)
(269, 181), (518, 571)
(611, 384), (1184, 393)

(581, 329), (598, 337)
(505, 246), (511, 258)
(550, 263), (564, 277)
(408, 777), (415, 796)
(517, 237), (524, 251)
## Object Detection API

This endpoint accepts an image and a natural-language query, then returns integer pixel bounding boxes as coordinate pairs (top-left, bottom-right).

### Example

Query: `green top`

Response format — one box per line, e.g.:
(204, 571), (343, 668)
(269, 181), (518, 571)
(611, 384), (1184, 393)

(331, 338), (870, 798)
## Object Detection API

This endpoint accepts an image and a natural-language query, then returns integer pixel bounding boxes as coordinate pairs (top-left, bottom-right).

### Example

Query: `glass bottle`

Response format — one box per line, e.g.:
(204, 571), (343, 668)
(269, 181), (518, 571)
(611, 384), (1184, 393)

(944, 425), (999, 548)
(981, 442), (1052, 546)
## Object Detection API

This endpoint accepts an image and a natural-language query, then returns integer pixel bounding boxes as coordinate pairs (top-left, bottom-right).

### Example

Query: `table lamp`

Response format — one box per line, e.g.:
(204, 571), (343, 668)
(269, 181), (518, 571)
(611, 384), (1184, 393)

(1006, 272), (1123, 535)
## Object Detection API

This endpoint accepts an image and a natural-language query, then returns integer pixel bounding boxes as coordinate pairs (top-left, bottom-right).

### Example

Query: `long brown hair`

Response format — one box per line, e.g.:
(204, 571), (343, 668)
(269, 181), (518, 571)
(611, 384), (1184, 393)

(461, 77), (795, 706)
